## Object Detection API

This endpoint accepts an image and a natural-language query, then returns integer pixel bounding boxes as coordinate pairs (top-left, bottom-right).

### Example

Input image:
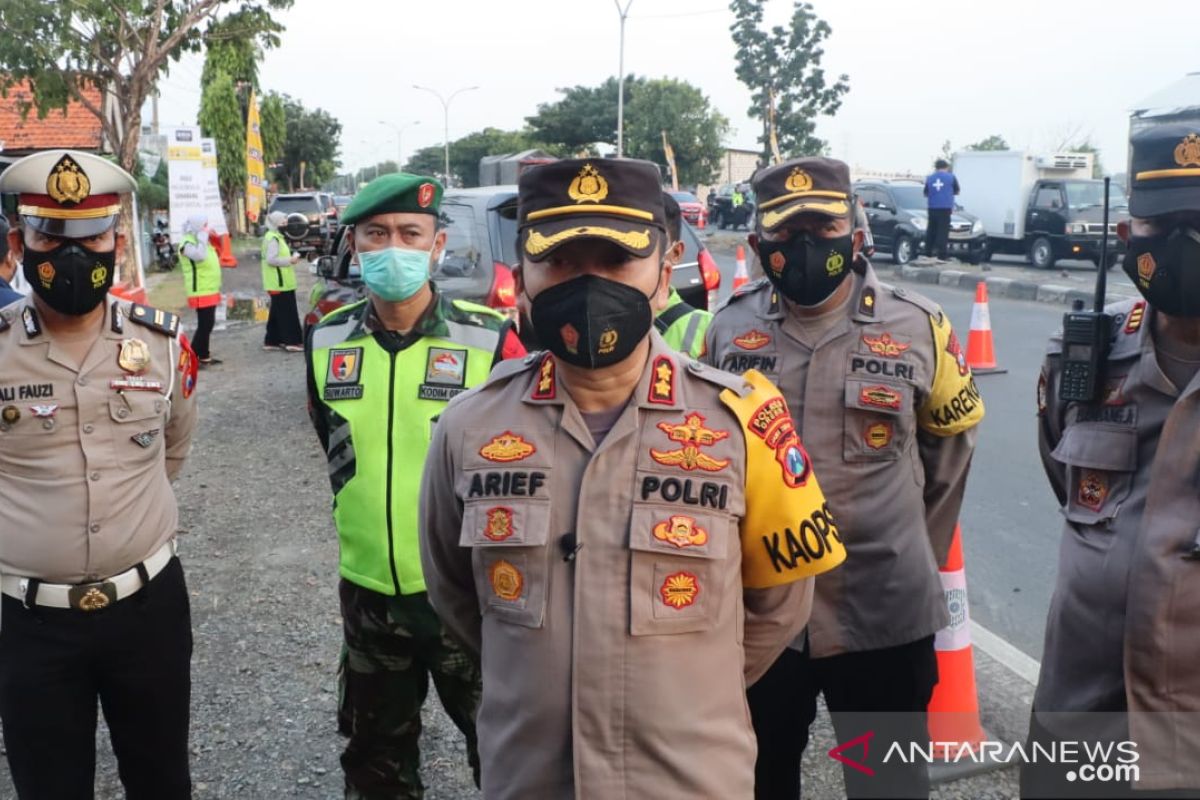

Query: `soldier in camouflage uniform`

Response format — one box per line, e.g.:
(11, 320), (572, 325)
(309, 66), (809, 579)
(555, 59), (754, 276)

(305, 173), (525, 799)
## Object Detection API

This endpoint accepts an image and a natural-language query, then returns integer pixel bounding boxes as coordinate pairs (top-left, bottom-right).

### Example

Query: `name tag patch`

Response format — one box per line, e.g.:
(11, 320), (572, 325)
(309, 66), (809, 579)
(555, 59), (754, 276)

(324, 348), (364, 400)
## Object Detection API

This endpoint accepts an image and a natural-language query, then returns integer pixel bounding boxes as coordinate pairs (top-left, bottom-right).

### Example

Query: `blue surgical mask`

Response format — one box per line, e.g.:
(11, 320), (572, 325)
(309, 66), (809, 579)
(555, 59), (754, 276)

(359, 246), (431, 301)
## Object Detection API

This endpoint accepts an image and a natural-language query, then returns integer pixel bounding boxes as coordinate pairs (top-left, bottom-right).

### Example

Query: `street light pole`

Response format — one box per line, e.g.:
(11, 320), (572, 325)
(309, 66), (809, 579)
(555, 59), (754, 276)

(378, 120), (421, 172)
(614, 0), (634, 158)
(413, 85), (479, 185)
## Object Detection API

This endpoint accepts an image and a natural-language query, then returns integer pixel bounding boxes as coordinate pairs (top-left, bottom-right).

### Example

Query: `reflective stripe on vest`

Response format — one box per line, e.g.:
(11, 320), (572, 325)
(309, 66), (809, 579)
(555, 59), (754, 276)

(311, 314), (499, 596)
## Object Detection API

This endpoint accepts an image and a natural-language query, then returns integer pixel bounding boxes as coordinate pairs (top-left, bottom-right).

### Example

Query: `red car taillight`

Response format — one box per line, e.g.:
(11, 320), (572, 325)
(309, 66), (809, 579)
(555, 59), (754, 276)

(488, 262), (517, 310)
(697, 248), (721, 311)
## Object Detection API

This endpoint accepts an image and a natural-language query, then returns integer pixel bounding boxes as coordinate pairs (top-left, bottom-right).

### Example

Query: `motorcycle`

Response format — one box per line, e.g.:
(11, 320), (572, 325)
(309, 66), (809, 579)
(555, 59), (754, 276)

(152, 222), (176, 272)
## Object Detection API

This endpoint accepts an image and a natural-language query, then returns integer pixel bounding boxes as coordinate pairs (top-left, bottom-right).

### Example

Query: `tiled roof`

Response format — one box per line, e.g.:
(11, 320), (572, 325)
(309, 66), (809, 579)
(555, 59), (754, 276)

(0, 81), (105, 152)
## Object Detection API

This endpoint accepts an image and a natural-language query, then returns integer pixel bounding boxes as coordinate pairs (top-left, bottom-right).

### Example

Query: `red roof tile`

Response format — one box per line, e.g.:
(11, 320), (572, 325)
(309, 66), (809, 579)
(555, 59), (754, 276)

(0, 81), (104, 153)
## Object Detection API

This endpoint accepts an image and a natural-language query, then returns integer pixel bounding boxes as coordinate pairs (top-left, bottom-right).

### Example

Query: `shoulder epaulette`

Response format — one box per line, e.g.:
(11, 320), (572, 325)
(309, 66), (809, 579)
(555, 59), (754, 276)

(888, 285), (942, 319)
(715, 276), (771, 312)
(448, 298), (506, 330)
(318, 298), (368, 328)
(128, 303), (180, 338)
(684, 357), (749, 395)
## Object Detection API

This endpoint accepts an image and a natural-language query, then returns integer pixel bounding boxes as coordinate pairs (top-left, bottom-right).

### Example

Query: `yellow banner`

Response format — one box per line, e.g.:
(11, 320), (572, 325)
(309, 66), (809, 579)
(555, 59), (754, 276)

(245, 90), (266, 223)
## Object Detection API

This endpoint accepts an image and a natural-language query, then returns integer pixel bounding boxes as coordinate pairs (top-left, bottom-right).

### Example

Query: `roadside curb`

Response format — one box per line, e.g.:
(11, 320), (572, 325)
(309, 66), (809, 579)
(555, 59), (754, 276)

(887, 264), (1135, 308)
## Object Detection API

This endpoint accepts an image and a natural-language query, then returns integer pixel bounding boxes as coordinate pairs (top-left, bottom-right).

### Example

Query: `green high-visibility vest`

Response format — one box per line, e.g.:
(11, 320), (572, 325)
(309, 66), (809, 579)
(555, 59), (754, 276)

(308, 295), (506, 596)
(179, 233), (221, 299)
(656, 287), (712, 359)
(261, 229), (297, 292)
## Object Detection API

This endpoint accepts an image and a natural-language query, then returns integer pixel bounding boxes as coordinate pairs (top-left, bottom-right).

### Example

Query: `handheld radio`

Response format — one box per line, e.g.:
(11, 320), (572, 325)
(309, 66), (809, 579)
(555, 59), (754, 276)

(1058, 177), (1114, 403)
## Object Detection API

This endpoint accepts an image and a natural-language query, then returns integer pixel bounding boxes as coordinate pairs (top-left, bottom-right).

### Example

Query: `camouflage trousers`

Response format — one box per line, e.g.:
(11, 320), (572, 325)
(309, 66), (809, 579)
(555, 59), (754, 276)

(338, 580), (481, 800)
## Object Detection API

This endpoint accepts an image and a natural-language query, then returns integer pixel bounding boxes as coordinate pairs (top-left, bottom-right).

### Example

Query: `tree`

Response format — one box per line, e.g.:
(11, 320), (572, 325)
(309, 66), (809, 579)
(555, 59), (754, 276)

(276, 94), (341, 190)
(730, 0), (849, 161)
(199, 8), (282, 90)
(526, 76), (728, 184)
(0, 1), (292, 178)
(259, 92), (286, 168)
(966, 134), (1009, 151)
(526, 77), (632, 152)
(401, 128), (554, 187)
(137, 160), (170, 212)
(624, 78), (729, 186)
(197, 70), (245, 224)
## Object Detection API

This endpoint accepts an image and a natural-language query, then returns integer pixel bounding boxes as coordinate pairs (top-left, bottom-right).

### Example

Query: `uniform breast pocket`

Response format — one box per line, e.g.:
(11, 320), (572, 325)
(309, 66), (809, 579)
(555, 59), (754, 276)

(109, 394), (167, 468)
(628, 504), (732, 636)
(1051, 423), (1137, 528)
(461, 497), (551, 629)
(842, 378), (913, 463)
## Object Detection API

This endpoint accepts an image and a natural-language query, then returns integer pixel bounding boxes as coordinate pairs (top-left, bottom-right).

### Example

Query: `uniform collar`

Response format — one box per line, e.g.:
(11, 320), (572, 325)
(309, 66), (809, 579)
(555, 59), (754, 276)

(16, 295), (128, 373)
(348, 288), (449, 342)
(521, 331), (686, 411)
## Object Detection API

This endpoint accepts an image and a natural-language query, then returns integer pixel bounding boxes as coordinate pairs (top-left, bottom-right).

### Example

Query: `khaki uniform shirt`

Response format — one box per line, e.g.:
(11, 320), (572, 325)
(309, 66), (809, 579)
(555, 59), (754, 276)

(1036, 298), (1200, 790)
(703, 259), (983, 657)
(420, 332), (845, 799)
(0, 295), (197, 584)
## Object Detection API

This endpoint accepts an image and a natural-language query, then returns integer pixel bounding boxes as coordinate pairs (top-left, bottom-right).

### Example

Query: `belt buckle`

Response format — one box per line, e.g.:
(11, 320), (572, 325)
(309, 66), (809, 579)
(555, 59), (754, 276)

(67, 581), (117, 611)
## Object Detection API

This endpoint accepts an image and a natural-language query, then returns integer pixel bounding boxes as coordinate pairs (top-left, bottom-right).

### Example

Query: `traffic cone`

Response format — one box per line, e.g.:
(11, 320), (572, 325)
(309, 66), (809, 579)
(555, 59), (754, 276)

(927, 524), (986, 759)
(965, 282), (1005, 374)
(732, 245), (749, 291)
(213, 231), (238, 268)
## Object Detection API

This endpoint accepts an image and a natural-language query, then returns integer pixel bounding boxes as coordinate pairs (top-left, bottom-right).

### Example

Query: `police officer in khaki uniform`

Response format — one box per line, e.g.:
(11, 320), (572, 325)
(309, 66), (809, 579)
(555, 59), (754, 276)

(419, 158), (847, 799)
(1024, 124), (1200, 797)
(0, 150), (199, 799)
(704, 157), (984, 799)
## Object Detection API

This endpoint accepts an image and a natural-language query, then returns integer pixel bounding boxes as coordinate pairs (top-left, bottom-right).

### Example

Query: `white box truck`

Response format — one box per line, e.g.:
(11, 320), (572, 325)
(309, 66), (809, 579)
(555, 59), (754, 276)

(952, 150), (1127, 269)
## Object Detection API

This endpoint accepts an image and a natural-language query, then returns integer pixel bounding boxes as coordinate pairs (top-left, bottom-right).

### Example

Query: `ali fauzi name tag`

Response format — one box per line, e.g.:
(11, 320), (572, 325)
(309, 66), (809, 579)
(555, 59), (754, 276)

(0, 383), (53, 401)
(324, 385), (364, 401)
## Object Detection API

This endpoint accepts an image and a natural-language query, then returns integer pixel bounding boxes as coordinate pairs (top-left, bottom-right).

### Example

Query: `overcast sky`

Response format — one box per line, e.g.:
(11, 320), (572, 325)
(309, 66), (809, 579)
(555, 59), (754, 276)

(154, 0), (1196, 180)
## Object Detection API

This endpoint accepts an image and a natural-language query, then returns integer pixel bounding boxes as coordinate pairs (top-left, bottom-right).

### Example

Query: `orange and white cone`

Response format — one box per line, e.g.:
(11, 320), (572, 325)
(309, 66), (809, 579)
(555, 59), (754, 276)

(732, 245), (749, 291)
(965, 282), (1005, 374)
(928, 524), (986, 759)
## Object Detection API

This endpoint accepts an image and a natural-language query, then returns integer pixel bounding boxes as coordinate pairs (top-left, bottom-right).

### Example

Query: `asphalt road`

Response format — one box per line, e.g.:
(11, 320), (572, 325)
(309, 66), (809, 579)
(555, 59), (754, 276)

(705, 244), (1070, 662)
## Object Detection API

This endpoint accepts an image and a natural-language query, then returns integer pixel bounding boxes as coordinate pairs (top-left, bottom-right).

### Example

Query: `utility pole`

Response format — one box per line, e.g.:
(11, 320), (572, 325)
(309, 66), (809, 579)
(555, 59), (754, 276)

(413, 85), (479, 185)
(614, 0), (634, 158)
(378, 120), (420, 173)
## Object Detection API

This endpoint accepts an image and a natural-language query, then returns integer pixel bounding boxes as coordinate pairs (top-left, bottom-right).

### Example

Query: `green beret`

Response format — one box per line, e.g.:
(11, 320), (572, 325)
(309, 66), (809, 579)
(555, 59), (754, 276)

(341, 172), (443, 225)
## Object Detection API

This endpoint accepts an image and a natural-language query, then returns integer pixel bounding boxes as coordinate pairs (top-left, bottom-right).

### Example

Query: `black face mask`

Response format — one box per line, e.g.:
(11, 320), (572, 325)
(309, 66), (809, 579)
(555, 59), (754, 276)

(1123, 227), (1200, 318)
(756, 232), (854, 306)
(23, 242), (116, 316)
(529, 274), (654, 369)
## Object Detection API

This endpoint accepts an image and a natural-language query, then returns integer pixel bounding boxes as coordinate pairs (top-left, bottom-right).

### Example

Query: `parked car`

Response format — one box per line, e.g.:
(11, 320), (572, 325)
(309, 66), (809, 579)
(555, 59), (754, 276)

(306, 186), (523, 330)
(267, 192), (335, 256)
(305, 188), (721, 334)
(332, 194), (354, 215)
(669, 190), (707, 229)
(853, 179), (989, 265)
(706, 183), (755, 230)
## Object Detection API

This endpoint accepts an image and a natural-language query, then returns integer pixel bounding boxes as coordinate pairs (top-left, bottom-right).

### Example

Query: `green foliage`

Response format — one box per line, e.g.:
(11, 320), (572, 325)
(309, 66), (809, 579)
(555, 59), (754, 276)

(200, 8), (282, 90)
(0, 0), (293, 173)
(276, 94), (341, 190)
(729, 0), (849, 160)
(624, 78), (729, 186)
(197, 69), (246, 217)
(1065, 139), (1105, 178)
(526, 76), (728, 185)
(259, 92), (287, 167)
(966, 135), (1009, 151)
(527, 77), (628, 152)
(137, 160), (170, 211)
(401, 128), (554, 187)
